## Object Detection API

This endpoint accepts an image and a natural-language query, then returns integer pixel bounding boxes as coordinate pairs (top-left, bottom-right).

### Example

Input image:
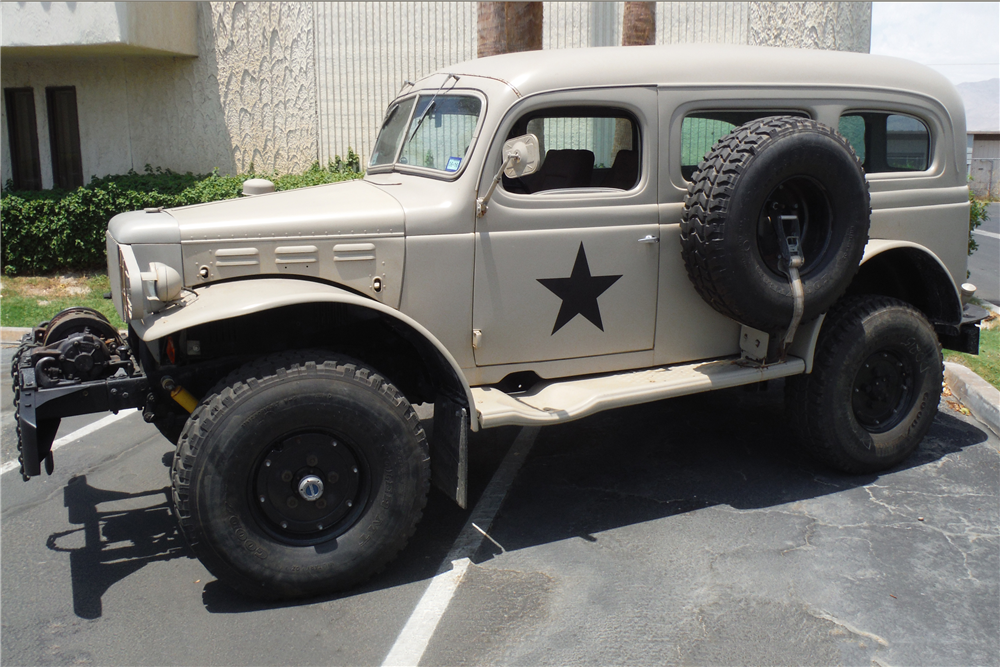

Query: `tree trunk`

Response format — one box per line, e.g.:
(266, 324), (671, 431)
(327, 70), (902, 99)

(477, 2), (507, 58)
(615, 3), (656, 156)
(478, 2), (543, 58)
(622, 2), (656, 46)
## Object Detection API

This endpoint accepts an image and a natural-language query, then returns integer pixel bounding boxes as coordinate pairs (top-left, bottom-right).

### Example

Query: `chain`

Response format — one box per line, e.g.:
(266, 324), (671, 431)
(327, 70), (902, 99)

(11, 335), (35, 482)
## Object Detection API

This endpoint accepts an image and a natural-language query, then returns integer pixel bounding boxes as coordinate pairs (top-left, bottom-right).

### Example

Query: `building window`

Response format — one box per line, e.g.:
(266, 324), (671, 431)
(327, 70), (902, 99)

(4, 88), (43, 190)
(838, 112), (930, 173)
(46, 86), (84, 189)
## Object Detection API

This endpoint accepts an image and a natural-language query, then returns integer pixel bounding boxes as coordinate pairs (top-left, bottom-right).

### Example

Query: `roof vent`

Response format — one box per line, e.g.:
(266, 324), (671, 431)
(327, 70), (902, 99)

(243, 178), (275, 196)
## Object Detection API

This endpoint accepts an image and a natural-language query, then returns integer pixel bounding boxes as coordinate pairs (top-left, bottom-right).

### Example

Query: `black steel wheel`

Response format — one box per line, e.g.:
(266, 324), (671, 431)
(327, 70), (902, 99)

(171, 351), (429, 599)
(851, 349), (917, 433)
(680, 116), (870, 332)
(785, 295), (942, 474)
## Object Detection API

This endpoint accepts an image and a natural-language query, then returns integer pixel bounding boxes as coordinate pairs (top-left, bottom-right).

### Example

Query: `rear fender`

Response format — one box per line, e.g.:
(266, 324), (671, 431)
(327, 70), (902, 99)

(790, 240), (963, 372)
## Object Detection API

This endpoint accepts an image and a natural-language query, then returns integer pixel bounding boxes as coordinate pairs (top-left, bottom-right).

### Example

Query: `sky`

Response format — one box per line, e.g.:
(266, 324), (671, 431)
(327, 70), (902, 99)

(870, 2), (1000, 85)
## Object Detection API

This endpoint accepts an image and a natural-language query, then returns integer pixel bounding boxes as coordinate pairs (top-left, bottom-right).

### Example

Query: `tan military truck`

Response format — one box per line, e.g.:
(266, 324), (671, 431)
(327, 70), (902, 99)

(12, 44), (987, 599)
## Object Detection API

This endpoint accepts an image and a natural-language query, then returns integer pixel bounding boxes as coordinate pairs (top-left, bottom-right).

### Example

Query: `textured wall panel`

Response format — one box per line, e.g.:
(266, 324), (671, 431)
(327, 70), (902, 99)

(749, 2), (871, 53)
(207, 2), (317, 173)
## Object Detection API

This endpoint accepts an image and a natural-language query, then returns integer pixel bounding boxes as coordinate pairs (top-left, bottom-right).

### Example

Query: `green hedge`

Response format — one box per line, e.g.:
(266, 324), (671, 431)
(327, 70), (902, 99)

(1, 152), (362, 275)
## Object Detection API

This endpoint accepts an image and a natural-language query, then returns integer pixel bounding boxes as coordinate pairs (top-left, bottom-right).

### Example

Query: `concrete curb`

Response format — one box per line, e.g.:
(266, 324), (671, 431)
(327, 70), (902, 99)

(1, 327), (31, 344)
(944, 362), (1000, 438)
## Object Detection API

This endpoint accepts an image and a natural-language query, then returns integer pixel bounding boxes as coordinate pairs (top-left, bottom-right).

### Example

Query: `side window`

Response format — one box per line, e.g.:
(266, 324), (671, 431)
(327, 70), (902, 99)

(680, 110), (809, 180)
(838, 112), (930, 173)
(503, 106), (640, 193)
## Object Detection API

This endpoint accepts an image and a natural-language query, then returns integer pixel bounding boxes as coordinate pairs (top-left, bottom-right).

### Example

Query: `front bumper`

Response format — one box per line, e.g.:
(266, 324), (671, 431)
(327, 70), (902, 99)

(11, 330), (149, 480)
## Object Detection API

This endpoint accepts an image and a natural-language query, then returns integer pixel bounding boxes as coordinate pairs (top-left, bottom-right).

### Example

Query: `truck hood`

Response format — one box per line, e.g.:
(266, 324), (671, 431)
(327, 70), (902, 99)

(109, 179), (404, 244)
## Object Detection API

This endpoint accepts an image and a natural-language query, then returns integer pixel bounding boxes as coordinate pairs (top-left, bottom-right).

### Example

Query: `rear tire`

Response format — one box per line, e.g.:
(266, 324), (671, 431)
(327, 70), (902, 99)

(171, 351), (429, 599)
(785, 296), (942, 473)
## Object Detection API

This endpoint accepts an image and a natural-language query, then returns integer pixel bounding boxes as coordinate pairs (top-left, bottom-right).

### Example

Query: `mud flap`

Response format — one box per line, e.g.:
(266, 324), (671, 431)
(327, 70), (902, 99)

(430, 397), (469, 509)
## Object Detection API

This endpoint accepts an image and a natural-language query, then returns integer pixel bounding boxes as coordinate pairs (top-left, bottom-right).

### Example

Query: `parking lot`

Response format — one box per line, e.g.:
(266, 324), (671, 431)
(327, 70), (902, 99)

(2, 344), (997, 666)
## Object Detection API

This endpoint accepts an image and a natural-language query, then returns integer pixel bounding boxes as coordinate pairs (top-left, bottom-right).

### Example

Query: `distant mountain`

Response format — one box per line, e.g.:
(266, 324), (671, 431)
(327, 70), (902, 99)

(956, 78), (999, 132)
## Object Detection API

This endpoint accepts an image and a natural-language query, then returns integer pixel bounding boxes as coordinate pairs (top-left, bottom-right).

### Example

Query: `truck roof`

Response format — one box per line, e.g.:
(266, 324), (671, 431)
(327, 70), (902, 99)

(435, 44), (963, 124)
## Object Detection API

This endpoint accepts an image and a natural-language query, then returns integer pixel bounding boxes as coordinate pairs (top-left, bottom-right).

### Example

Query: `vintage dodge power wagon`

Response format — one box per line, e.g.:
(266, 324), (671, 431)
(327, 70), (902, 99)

(12, 44), (987, 599)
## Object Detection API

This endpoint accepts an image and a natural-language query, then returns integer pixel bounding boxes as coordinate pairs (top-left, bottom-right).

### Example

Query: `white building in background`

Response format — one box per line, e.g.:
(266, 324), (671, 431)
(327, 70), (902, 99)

(1, 1), (871, 190)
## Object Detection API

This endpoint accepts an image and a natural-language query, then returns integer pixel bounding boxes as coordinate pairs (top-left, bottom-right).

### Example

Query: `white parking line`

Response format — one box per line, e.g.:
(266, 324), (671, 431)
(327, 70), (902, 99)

(1, 410), (138, 475)
(974, 229), (1000, 240)
(381, 426), (540, 667)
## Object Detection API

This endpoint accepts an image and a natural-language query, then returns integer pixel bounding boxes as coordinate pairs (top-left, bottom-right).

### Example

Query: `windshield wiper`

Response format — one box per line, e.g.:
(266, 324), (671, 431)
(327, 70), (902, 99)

(404, 73), (459, 145)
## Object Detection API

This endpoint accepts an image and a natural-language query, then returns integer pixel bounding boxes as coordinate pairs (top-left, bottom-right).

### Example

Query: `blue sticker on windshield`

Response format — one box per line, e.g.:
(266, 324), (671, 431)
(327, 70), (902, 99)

(446, 157), (462, 172)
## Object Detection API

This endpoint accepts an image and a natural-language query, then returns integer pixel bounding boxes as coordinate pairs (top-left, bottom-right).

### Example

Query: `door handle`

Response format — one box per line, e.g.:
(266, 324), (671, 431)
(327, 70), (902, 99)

(638, 235), (659, 244)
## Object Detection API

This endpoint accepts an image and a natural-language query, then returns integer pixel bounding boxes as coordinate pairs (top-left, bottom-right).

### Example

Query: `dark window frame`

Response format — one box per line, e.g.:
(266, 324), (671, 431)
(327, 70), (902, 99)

(45, 86), (84, 189)
(4, 87), (43, 190)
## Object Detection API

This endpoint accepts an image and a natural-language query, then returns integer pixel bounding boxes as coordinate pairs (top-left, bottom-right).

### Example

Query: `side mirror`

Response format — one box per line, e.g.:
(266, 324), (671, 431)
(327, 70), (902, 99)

(502, 134), (540, 179)
(477, 133), (542, 217)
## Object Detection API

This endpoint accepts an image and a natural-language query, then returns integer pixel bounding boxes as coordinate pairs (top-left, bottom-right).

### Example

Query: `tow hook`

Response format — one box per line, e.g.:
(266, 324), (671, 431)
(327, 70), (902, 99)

(161, 377), (198, 413)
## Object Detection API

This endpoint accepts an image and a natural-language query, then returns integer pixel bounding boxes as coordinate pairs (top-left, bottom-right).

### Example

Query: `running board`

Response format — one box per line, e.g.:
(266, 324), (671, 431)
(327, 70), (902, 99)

(473, 356), (806, 428)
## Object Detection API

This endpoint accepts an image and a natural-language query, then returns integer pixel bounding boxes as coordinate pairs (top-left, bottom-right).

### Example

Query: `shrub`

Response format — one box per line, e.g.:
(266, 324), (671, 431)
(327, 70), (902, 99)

(969, 189), (990, 256)
(1, 153), (363, 275)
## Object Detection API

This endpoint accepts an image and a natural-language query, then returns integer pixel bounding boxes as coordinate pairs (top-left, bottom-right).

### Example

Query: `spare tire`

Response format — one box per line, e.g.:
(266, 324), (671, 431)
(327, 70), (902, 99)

(680, 116), (870, 333)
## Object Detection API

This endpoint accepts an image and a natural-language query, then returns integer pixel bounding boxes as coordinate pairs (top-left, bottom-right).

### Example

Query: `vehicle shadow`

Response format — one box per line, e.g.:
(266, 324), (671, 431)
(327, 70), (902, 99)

(46, 475), (192, 620)
(472, 386), (992, 561)
(199, 384), (992, 613)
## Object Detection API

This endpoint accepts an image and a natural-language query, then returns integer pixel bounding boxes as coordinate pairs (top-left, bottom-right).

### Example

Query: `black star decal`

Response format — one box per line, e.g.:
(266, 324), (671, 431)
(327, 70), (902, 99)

(537, 243), (622, 335)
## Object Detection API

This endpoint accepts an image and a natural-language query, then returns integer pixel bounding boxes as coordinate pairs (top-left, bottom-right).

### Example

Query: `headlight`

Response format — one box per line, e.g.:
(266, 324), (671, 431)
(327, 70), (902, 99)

(119, 245), (183, 320)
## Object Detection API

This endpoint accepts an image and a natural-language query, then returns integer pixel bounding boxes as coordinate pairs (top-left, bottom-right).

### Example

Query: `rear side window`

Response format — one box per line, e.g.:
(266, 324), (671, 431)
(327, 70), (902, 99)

(680, 110), (809, 180)
(503, 106), (640, 193)
(838, 112), (930, 173)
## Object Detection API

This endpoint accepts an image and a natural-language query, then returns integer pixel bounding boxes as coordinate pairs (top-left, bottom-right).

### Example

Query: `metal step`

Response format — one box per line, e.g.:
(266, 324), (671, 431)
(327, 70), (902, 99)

(473, 356), (806, 428)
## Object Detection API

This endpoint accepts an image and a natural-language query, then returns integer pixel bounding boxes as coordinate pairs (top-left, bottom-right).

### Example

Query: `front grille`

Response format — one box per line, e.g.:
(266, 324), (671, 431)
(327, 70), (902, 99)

(119, 246), (133, 321)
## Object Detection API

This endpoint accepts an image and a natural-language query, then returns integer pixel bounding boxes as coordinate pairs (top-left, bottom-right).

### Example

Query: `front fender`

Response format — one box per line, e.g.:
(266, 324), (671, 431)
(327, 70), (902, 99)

(131, 278), (477, 424)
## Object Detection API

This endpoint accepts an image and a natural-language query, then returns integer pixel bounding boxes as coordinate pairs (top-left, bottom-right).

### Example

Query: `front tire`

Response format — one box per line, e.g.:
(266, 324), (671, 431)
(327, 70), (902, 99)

(785, 296), (942, 473)
(171, 352), (429, 599)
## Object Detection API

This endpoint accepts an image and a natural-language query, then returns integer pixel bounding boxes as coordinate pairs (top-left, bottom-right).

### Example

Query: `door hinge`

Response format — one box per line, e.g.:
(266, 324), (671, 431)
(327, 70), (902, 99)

(472, 329), (483, 350)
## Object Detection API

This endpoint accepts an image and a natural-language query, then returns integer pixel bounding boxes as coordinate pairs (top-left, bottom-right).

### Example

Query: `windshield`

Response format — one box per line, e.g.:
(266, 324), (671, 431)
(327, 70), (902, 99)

(368, 94), (483, 174)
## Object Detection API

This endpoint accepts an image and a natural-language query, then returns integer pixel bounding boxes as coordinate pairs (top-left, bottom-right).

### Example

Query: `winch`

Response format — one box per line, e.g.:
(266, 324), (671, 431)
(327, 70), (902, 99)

(11, 307), (149, 481)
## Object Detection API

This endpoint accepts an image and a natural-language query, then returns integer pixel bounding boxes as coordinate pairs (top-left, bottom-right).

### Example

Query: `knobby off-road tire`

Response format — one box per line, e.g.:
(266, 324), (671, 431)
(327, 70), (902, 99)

(680, 116), (870, 333)
(171, 351), (430, 599)
(785, 296), (942, 474)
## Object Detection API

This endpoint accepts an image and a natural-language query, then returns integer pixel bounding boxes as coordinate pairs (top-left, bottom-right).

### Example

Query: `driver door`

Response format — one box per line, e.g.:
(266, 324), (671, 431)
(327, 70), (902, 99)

(472, 87), (660, 367)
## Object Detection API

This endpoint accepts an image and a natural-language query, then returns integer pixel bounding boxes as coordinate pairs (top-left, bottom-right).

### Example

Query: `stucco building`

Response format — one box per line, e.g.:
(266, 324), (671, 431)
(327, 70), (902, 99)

(2, 1), (872, 190)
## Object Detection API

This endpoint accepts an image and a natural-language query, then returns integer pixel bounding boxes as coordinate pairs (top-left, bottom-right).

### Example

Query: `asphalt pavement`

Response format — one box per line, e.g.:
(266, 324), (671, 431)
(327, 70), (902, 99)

(2, 375), (996, 666)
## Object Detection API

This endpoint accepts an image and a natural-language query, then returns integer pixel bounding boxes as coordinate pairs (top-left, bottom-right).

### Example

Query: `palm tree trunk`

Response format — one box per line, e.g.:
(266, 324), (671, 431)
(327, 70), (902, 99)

(478, 2), (543, 58)
(614, 3), (656, 156)
(622, 2), (656, 46)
